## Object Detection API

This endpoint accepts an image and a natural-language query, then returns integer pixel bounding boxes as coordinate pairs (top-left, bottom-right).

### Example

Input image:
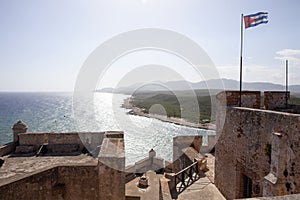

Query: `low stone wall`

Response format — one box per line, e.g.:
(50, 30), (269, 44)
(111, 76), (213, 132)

(18, 133), (45, 148)
(0, 142), (16, 157)
(159, 177), (172, 200)
(17, 132), (105, 154)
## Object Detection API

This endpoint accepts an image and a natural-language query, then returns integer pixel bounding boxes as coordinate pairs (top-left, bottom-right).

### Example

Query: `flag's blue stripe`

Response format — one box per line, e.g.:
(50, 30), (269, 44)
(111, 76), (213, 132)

(245, 12), (268, 18)
(247, 20), (268, 28)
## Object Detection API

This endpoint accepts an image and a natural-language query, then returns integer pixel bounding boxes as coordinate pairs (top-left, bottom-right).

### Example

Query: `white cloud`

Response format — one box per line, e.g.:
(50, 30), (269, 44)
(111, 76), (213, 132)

(216, 64), (286, 84)
(275, 49), (300, 67)
(276, 49), (300, 56)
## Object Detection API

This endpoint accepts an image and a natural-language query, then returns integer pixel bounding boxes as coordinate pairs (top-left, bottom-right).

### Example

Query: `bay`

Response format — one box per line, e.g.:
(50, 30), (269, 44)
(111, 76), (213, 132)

(0, 92), (215, 166)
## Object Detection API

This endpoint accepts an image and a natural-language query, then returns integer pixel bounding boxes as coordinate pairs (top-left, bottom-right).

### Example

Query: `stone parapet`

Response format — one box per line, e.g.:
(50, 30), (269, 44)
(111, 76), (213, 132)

(264, 91), (290, 110)
(17, 132), (106, 154)
(216, 91), (261, 108)
(1, 121), (127, 200)
(159, 176), (173, 200)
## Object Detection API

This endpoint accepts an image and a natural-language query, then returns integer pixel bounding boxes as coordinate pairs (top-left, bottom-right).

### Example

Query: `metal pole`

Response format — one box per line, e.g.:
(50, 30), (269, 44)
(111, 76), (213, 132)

(286, 60), (288, 108)
(239, 14), (244, 107)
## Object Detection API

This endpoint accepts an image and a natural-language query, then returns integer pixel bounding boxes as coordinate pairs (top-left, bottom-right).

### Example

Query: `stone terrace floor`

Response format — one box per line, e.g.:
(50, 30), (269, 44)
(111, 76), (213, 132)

(177, 153), (225, 200)
(177, 176), (225, 200)
(126, 170), (163, 200)
(126, 153), (225, 200)
(0, 154), (98, 186)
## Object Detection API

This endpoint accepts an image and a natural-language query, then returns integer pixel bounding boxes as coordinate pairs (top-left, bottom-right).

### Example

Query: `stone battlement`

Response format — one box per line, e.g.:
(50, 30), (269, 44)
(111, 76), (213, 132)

(215, 90), (300, 199)
(216, 90), (292, 111)
(0, 121), (126, 200)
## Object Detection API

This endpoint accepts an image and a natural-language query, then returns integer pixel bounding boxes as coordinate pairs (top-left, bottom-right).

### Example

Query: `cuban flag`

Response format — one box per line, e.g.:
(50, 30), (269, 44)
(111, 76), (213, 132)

(244, 12), (268, 29)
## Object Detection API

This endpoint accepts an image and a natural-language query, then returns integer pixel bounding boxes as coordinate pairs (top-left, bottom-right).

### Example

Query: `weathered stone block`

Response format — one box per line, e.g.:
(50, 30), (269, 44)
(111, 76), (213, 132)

(47, 144), (80, 154)
(15, 145), (35, 154)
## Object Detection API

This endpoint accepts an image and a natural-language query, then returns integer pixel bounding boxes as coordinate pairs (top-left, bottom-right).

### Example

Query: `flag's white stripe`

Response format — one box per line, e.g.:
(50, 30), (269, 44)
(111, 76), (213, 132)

(252, 14), (268, 19)
(250, 18), (268, 25)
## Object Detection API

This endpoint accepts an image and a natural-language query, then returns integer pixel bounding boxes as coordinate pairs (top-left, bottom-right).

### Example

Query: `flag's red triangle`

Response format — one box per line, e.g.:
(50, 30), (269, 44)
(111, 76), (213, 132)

(244, 16), (256, 28)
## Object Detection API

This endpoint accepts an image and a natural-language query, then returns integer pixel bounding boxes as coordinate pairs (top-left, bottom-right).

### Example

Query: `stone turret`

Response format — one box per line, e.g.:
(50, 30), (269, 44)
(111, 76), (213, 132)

(149, 148), (156, 158)
(149, 149), (156, 166)
(12, 120), (28, 143)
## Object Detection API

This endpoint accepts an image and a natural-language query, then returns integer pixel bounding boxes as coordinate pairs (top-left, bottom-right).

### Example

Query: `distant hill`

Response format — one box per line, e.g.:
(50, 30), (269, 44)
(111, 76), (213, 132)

(99, 79), (300, 94)
(96, 87), (114, 93)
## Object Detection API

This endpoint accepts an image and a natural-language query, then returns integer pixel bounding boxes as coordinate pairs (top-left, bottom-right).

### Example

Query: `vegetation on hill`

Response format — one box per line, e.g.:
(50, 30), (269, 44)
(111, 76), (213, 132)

(131, 91), (300, 124)
(290, 94), (300, 104)
(131, 90), (216, 123)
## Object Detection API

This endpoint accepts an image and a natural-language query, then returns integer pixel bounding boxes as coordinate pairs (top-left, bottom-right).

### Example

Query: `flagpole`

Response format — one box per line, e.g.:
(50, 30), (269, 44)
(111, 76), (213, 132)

(286, 60), (288, 108)
(239, 14), (244, 107)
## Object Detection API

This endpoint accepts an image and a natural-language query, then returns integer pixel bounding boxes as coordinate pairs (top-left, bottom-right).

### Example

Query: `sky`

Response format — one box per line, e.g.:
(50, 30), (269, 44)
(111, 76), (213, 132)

(0, 0), (300, 91)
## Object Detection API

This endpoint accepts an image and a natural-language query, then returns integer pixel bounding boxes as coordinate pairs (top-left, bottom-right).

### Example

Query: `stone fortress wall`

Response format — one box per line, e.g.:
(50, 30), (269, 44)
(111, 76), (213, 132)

(215, 91), (300, 199)
(0, 165), (99, 200)
(0, 122), (126, 200)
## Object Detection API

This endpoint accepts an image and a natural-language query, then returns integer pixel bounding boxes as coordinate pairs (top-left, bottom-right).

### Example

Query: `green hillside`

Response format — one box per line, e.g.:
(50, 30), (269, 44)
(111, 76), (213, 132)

(131, 90), (215, 123)
(131, 91), (300, 124)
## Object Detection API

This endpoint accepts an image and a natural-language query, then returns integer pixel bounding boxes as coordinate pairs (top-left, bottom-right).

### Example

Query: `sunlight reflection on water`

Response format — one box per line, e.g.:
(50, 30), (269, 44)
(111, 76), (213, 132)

(0, 92), (215, 166)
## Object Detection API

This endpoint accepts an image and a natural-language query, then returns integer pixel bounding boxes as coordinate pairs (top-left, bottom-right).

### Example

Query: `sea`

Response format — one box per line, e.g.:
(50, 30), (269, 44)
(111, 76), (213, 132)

(0, 92), (215, 166)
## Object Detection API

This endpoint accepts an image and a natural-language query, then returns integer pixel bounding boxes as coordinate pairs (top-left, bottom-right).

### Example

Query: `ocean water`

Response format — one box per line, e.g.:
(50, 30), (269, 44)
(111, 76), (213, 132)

(0, 92), (215, 166)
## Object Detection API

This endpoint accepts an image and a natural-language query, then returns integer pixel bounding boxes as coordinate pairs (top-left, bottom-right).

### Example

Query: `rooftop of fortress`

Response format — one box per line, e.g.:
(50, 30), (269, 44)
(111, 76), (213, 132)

(0, 127), (126, 184)
(0, 124), (126, 200)
(0, 154), (97, 186)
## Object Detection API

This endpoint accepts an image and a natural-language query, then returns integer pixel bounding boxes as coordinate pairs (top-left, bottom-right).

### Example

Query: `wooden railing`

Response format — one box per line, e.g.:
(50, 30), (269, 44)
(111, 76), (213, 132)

(174, 161), (200, 194)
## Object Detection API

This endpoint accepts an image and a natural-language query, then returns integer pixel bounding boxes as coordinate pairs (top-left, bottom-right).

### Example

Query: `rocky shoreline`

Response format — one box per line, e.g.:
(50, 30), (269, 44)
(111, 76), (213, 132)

(122, 98), (216, 131)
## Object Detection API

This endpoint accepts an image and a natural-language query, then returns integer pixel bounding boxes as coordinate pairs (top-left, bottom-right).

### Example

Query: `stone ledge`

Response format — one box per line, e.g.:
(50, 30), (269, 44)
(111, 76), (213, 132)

(105, 131), (124, 138)
(159, 177), (172, 200)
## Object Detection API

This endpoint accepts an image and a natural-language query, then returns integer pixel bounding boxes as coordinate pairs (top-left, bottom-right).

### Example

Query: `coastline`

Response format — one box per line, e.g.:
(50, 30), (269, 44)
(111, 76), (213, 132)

(122, 97), (216, 131)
